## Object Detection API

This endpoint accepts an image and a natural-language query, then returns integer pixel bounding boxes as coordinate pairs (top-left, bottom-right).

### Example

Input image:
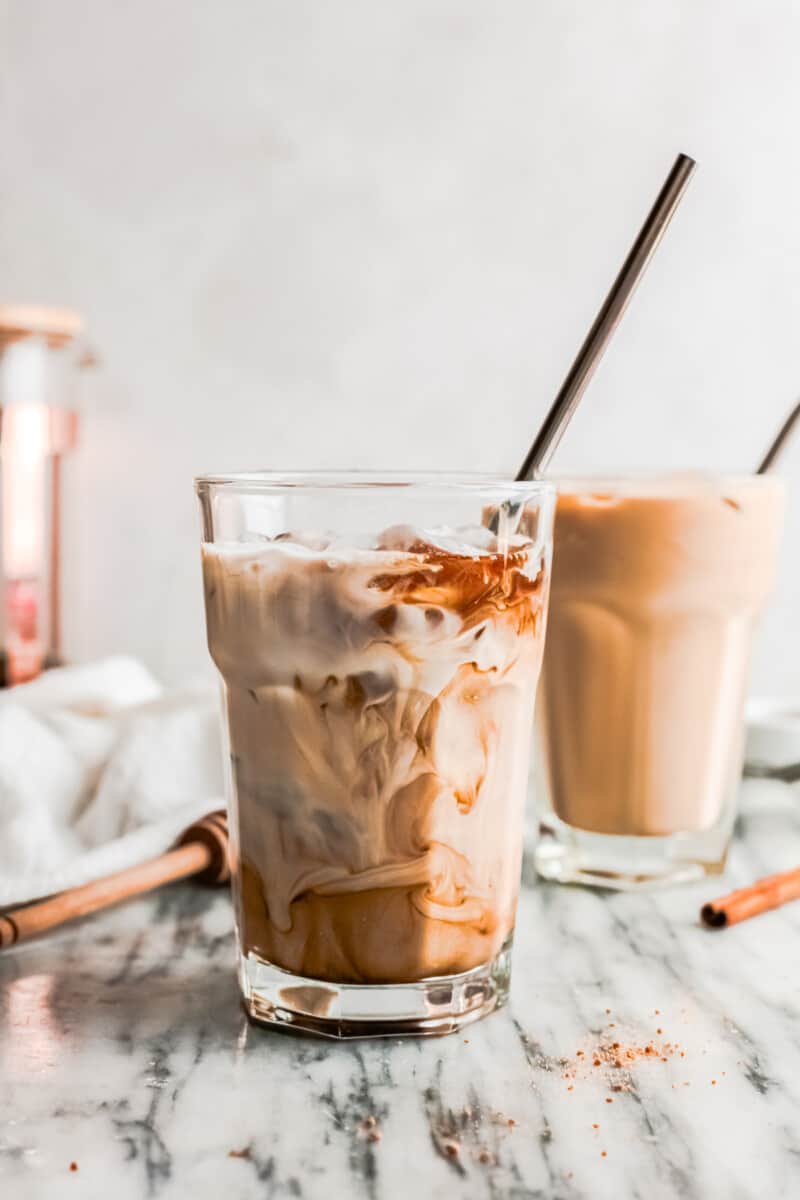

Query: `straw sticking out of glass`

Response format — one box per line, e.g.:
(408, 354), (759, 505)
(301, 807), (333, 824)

(757, 398), (800, 474)
(516, 153), (697, 481)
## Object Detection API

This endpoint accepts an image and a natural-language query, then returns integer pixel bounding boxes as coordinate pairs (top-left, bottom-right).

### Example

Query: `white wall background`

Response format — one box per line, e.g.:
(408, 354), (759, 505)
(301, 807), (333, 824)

(1, 0), (798, 691)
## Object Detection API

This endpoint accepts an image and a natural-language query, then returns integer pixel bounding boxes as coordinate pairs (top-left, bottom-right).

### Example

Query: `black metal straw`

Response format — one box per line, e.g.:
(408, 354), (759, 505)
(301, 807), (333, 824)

(516, 153), (697, 480)
(756, 399), (800, 474)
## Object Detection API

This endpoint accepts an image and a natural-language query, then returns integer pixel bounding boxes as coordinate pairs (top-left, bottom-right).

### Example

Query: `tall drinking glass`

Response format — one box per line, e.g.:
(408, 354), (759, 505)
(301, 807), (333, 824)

(196, 473), (555, 1038)
(534, 473), (785, 888)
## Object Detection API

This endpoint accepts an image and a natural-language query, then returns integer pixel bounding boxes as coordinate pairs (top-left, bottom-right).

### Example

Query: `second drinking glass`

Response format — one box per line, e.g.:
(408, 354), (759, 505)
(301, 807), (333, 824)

(534, 473), (785, 888)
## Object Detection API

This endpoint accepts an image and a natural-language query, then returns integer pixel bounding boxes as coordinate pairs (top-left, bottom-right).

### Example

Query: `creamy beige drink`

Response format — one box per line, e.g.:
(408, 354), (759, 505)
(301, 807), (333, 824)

(538, 476), (784, 849)
(203, 525), (550, 986)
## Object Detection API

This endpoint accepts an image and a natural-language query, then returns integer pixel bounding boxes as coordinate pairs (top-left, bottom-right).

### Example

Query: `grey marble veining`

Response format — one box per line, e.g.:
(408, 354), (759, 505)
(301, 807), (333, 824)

(2, 780), (800, 1200)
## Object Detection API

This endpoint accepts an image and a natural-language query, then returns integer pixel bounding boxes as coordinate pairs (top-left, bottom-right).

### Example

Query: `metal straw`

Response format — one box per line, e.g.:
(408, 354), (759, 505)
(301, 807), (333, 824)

(756, 398), (800, 474)
(516, 152), (697, 481)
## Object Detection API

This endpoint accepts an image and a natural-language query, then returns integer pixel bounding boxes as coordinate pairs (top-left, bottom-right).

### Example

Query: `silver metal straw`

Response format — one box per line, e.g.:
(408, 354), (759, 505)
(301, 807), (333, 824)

(516, 152), (697, 481)
(756, 398), (800, 474)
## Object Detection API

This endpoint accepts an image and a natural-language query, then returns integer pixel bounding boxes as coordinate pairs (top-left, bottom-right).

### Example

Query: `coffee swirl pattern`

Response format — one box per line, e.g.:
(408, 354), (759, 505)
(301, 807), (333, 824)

(202, 526), (550, 984)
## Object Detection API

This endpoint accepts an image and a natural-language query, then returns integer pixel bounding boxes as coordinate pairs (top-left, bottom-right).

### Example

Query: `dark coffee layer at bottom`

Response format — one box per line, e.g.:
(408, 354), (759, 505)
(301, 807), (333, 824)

(237, 861), (512, 985)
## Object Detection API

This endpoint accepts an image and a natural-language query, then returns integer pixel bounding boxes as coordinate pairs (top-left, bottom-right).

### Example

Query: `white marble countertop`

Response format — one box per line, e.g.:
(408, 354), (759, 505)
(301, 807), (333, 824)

(2, 780), (800, 1200)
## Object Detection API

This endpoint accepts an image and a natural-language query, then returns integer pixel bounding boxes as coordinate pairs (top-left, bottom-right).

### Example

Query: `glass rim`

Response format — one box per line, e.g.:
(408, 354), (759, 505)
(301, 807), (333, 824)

(550, 470), (784, 493)
(194, 469), (556, 497)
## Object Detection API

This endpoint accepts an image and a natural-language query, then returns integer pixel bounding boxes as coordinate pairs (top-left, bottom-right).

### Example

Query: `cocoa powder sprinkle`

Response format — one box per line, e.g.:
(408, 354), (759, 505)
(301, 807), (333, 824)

(557, 1028), (683, 1094)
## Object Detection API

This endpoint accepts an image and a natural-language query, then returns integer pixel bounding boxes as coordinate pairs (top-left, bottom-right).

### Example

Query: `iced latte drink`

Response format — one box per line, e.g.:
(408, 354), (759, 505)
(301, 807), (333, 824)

(197, 474), (555, 1037)
(535, 474), (784, 888)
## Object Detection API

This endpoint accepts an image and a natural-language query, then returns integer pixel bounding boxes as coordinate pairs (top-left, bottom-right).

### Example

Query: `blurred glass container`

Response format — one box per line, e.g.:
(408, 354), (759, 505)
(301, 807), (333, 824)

(744, 698), (800, 784)
(0, 305), (84, 685)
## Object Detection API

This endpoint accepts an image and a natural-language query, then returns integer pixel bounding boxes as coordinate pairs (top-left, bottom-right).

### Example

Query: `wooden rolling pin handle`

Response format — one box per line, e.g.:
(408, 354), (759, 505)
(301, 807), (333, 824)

(0, 810), (230, 950)
(176, 810), (231, 885)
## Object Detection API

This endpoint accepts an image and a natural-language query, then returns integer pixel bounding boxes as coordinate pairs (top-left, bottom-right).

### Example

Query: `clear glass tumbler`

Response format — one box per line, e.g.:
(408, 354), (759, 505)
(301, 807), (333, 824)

(196, 472), (555, 1038)
(534, 473), (785, 889)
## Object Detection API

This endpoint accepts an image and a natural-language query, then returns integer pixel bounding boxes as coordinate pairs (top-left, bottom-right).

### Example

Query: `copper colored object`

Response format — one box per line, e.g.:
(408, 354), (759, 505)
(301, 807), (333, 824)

(0, 307), (85, 685)
(0, 811), (230, 950)
(700, 865), (800, 929)
(0, 305), (84, 346)
(516, 152), (697, 481)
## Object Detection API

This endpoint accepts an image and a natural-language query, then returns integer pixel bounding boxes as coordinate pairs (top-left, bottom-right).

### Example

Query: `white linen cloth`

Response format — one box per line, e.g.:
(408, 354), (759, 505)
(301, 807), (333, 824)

(0, 657), (223, 907)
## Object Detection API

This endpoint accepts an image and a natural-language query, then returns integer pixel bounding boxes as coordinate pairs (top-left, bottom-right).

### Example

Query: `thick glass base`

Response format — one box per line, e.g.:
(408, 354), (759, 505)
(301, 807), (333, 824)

(533, 813), (731, 890)
(238, 939), (512, 1039)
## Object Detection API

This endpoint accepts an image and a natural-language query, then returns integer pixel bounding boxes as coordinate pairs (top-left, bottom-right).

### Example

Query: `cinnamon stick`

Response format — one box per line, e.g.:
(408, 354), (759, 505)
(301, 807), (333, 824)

(0, 810), (229, 950)
(700, 865), (800, 929)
